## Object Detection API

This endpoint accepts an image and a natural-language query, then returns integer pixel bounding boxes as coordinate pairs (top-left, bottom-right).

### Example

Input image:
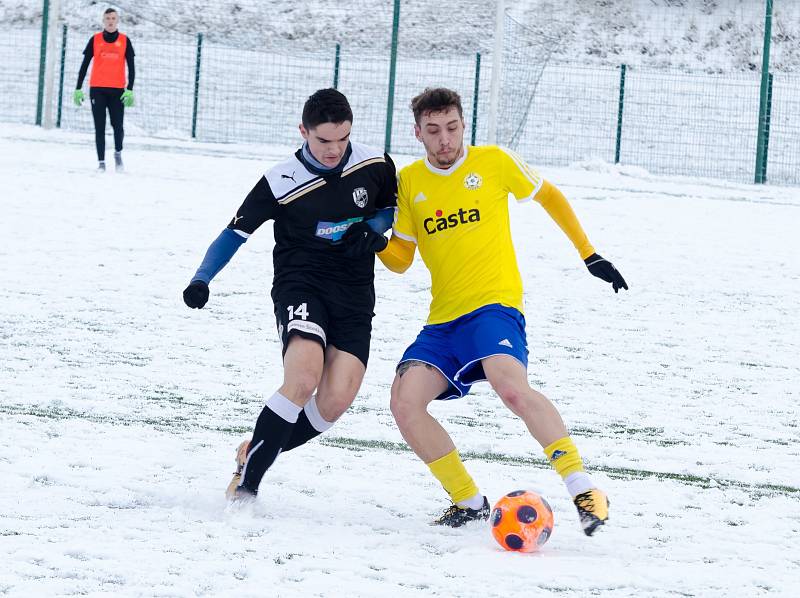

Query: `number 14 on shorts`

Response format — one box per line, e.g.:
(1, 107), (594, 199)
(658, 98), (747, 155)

(287, 303), (309, 320)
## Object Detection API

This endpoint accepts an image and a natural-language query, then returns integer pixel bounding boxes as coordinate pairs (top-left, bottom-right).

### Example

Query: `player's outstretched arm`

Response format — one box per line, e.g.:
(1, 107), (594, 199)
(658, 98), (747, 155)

(535, 180), (627, 293)
(183, 228), (246, 308)
(184, 176), (274, 308)
(535, 180), (595, 259)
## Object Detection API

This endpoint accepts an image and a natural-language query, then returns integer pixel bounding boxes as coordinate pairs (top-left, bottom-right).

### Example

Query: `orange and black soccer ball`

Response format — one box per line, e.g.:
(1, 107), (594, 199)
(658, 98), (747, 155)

(490, 490), (554, 552)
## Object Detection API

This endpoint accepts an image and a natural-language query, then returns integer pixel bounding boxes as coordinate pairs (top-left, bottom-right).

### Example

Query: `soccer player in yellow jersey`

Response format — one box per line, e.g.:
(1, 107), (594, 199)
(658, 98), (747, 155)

(343, 88), (627, 535)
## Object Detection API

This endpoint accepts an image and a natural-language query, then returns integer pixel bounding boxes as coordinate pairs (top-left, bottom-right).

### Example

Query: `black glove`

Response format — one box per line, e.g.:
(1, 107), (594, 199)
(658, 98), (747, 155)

(341, 221), (388, 257)
(183, 280), (210, 308)
(584, 253), (628, 293)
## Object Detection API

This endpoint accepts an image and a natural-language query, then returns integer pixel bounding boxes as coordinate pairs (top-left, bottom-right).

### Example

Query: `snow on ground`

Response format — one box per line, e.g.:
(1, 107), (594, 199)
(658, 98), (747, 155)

(1, 123), (799, 597)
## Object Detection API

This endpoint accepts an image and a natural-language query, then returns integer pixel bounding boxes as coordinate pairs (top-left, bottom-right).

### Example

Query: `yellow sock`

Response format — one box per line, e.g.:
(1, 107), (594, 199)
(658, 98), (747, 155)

(543, 436), (585, 479)
(427, 449), (480, 505)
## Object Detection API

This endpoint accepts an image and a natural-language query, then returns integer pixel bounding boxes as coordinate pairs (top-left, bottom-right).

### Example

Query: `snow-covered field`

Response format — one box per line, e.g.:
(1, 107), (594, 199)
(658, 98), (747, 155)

(1, 123), (799, 597)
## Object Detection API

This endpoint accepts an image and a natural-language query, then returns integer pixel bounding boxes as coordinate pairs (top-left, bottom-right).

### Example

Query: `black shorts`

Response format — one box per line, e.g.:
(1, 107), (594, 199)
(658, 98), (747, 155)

(272, 281), (375, 367)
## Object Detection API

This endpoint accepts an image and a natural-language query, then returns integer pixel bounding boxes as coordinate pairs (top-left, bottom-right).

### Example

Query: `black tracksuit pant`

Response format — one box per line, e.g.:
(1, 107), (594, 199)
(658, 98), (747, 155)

(90, 87), (125, 161)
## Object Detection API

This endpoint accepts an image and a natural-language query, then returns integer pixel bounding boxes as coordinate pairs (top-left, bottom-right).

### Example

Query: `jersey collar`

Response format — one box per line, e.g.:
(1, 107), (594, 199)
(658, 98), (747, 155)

(298, 142), (352, 176)
(423, 145), (468, 176)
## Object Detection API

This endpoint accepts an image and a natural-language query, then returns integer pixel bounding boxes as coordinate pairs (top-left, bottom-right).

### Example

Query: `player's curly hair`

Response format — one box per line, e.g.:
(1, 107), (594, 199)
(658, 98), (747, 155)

(410, 88), (463, 124)
(302, 88), (353, 129)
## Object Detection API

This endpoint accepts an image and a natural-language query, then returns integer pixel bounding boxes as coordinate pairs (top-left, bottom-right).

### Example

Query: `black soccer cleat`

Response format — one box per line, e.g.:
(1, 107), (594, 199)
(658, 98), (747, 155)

(433, 496), (490, 527)
(114, 151), (124, 172)
(97, 161), (106, 172)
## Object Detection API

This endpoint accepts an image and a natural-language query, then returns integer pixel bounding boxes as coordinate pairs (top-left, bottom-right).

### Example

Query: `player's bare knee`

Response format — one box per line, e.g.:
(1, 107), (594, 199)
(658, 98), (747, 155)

(389, 386), (418, 427)
(282, 375), (318, 403)
(494, 383), (529, 415)
(315, 390), (355, 422)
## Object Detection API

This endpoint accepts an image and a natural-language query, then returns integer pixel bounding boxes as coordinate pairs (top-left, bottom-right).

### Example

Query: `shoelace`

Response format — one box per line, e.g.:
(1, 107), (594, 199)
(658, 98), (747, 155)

(575, 492), (596, 513)
(436, 504), (462, 523)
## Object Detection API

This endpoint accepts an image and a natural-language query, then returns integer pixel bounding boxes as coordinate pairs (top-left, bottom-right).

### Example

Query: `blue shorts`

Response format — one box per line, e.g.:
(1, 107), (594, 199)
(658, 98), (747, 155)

(398, 304), (529, 401)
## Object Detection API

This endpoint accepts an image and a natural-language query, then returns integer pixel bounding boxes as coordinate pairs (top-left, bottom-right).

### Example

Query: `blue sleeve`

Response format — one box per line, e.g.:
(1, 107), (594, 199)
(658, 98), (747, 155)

(191, 228), (246, 284)
(366, 207), (396, 234)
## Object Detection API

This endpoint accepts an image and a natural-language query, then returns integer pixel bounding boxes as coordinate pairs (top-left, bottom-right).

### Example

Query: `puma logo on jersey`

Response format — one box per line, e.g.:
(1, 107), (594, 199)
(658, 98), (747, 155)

(281, 171), (297, 183)
(423, 208), (480, 235)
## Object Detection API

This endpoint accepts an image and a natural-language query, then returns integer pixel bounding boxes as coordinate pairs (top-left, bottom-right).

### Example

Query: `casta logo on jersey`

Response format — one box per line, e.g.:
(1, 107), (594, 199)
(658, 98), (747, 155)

(423, 208), (480, 234)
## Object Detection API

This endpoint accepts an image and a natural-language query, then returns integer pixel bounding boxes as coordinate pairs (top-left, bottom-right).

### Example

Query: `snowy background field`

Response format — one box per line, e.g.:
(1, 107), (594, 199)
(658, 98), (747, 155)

(4, 0), (800, 185)
(1, 122), (799, 596)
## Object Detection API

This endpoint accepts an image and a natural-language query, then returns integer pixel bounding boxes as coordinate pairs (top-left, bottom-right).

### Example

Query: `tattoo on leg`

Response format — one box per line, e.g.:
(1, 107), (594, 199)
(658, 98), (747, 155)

(397, 360), (433, 377)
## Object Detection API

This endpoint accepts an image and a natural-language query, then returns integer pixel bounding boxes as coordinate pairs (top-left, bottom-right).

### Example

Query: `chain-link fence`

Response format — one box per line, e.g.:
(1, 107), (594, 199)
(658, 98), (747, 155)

(1, 1), (797, 185)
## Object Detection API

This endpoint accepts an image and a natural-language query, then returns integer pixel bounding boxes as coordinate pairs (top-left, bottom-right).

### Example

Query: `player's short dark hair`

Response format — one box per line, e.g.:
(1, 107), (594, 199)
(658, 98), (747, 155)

(411, 88), (463, 124)
(302, 89), (353, 130)
(104, 8), (117, 15)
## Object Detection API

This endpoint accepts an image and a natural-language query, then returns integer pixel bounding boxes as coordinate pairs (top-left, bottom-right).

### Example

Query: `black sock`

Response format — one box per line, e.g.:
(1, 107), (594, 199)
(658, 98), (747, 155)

(240, 404), (296, 493)
(282, 410), (323, 452)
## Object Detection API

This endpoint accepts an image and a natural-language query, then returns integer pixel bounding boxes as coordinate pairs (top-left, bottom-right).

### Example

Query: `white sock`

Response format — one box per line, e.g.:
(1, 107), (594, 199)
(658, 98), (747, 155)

(565, 472), (594, 497)
(266, 392), (302, 423)
(456, 493), (485, 510)
(304, 395), (334, 432)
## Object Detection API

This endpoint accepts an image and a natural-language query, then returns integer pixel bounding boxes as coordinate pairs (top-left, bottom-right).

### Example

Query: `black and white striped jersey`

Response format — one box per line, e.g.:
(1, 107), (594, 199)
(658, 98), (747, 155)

(227, 142), (397, 286)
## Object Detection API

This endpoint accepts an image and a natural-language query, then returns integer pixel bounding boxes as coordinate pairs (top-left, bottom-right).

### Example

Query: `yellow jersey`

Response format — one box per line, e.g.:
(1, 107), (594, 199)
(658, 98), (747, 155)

(393, 145), (593, 325)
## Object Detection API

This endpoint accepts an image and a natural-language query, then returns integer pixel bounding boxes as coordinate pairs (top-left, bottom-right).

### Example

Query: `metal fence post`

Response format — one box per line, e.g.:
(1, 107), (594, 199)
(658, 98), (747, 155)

(471, 52), (481, 146)
(384, 0), (400, 153)
(36, 0), (50, 125)
(754, 0), (773, 183)
(760, 72), (774, 182)
(487, 0), (505, 145)
(333, 43), (340, 89)
(56, 23), (67, 128)
(615, 64), (627, 164)
(191, 32), (203, 139)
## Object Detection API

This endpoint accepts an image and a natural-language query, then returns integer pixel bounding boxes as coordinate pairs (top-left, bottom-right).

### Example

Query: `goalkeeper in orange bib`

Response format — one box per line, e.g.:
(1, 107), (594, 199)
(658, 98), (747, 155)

(342, 88), (627, 535)
(73, 7), (135, 172)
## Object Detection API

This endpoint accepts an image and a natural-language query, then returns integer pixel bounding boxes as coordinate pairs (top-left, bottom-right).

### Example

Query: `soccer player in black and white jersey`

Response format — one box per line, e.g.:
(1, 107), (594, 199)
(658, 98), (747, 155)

(183, 89), (397, 501)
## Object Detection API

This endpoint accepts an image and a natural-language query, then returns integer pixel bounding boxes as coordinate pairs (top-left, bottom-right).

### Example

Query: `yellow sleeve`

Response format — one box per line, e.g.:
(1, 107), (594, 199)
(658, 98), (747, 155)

(535, 180), (595, 259)
(377, 235), (415, 273)
(498, 146), (544, 202)
(392, 168), (417, 242)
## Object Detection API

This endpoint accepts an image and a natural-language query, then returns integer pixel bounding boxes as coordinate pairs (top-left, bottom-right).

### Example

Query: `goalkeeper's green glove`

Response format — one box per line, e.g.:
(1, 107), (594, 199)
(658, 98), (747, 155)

(120, 89), (134, 107)
(73, 89), (84, 106)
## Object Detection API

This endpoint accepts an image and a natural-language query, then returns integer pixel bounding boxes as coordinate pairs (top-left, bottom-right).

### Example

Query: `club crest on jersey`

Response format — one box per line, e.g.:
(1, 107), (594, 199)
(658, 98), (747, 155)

(352, 187), (368, 208)
(463, 172), (482, 190)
